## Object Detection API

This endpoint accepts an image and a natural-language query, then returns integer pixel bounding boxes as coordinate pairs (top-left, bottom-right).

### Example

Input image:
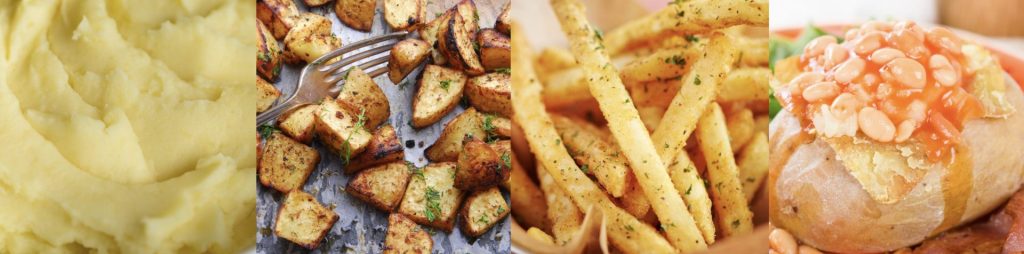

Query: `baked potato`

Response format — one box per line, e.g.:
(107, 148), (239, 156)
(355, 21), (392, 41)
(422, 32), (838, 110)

(459, 187), (510, 237)
(384, 213), (433, 254)
(346, 162), (413, 212)
(274, 190), (339, 249)
(425, 107), (486, 162)
(277, 104), (319, 144)
(258, 133), (320, 193)
(387, 38), (431, 84)
(335, 0), (377, 32)
(494, 2), (510, 35)
(338, 66), (390, 129)
(257, 76), (281, 113)
(257, 0), (299, 39)
(455, 139), (507, 191)
(345, 124), (405, 175)
(283, 13), (342, 64)
(314, 97), (373, 157)
(397, 162), (465, 232)
(477, 28), (510, 71)
(412, 64), (467, 128)
(383, 0), (425, 31)
(465, 72), (511, 117)
(438, 12), (485, 75)
(258, 20), (283, 81)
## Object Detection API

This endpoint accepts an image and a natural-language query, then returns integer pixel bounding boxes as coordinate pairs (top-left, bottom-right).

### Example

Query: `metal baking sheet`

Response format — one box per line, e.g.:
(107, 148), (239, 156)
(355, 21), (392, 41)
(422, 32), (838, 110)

(256, 0), (511, 253)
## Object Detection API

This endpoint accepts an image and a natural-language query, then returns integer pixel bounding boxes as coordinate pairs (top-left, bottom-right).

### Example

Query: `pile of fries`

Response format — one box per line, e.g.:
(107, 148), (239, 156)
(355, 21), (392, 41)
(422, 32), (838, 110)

(509, 0), (769, 253)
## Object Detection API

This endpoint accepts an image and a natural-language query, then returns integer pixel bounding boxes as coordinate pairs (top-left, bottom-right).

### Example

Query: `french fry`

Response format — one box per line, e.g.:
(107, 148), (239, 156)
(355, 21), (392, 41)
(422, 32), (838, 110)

(753, 114), (769, 135)
(736, 37), (769, 67)
(738, 132), (768, 202)
(668, 151), (716, 244)
(512, 21), (675, 253)
(718, 68), (771, 103)
(541, 56), (637, 109)
(696, 103), (754, 237)
(526, 227), (556, 245)
(637, 105), (666, 132)
(619, 46), (701, 85)
(726, 108), (755, 152)
(551, 0), (707, 251)
(511, 154), (551, 231)
(602, 0), (768, 55)
(618, 173), (651, 220)
(651, 34), (738, 167)
(535, 47), (577, 76)
(537, 164), (584, 245)
(552, 115), (629, 197)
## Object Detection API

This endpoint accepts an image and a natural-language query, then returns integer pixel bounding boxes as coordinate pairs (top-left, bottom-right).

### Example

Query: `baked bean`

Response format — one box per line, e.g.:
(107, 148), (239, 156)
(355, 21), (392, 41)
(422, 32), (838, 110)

(928, 113), (962, 144)
(853, 32), (883, 55)
(824, 44), (849, 68)
(861, 21), (894, 32)
(930, 54), (957, 86)
(803, 81), (840, 102)
(849, 83), (873, 103)
(804, 36), (837, 57)
(894, 20), (925, 41)
(894, 120), (917, 142)
(844, 28), (861, 42)
(882, 58), (926, 88)
(859, 107), (896, 142)
(769, 228), (798, 254)
(798, 245), (823, 254)
(893, 248), (914, 254)
(906, 100), (928, 123)
(789, 72), (826, 91)
(834, 57), (866, 84)
(889, 29), (930, 59)
(862, 73), (880, 85)
(876, 82), (894, 99)
(926, 27), (963, 54)
(769, 250), (781, 254)
(869, 47), (905, 65)
(831, 93), (863, 119)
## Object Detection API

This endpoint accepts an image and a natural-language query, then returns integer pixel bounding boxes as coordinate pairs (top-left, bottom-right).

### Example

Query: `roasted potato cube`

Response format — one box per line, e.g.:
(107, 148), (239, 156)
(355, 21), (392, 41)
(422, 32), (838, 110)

(425, 107), (485, 161)
(383, 213), (433, 254)
(465, 72), (511, 117)
(438, 13), (485, 75)
(455, 139), (508, 191)
(477, 29), (510, 71)
(494, 2), (510, 35)
(383, 0), (425, 31)
(347, 162), (413, 212)
(388, 38), (431, 84)
(259, 133), (320, 192)
(257, 0), (299, 39)
(483, 114), (512, 139)
(258, 76), (281, 113)
(412, 65), (467, 128)
(314, 98), (373, 157)
(345, 124), (405, 174)
(277, 104), (319, 143)
(398, 162), (464, 232)
(418, 11), (452, 65)
(283, 13), (342, 64)
(452, 0), (479, 39)
(338, 66), (390, 129)
(460, 187), (510, 237)
(335, 0), (377, 32)
(303, 0), (332, 7)
(258, 20), (284, 81)
(274, 190), (339, 249)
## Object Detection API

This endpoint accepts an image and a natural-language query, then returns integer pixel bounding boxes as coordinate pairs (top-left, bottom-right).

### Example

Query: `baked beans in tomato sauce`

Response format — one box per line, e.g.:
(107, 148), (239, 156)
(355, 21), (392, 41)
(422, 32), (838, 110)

(776, 21), (985, 162)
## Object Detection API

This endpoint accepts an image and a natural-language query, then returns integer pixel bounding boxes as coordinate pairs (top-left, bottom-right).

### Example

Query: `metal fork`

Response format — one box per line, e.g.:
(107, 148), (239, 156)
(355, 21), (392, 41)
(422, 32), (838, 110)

(257, 31), (408, 125)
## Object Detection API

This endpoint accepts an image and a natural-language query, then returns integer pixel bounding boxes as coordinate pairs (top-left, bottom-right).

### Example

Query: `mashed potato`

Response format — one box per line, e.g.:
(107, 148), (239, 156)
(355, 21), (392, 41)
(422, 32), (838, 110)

(0, 0), (255, 252)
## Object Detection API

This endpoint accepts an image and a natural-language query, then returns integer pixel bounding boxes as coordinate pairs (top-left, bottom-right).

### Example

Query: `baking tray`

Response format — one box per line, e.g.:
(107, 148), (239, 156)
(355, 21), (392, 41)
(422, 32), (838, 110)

(256, 0), (511, 253)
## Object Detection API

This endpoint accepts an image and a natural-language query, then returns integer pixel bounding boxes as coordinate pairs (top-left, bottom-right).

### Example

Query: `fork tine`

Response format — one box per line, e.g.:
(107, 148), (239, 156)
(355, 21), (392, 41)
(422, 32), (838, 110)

(323, 53), (391, 84)
(311, 32), (407, 69)
(320, 41), (396, 74)
(365, 64), (389, 78)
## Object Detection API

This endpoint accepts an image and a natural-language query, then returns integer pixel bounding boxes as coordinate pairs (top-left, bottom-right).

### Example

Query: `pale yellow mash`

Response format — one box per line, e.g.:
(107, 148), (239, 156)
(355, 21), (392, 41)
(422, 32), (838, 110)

(0, 0), (255, 253)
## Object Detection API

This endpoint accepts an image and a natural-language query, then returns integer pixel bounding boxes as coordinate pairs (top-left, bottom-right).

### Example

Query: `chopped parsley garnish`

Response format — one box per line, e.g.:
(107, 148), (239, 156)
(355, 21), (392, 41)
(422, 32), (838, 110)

(693, 75), (702, 86)
(494, 68), (511, 74)
(424, 187), (443, 222)
(593, 27), (604, 40)
(579, 164), (589, 174)
(408, 162), (425, 179)
(482, 114), (499, 142)
(340, 108), (367, 165)
(665, 55), (686, 68)
(258, 124), (277, 139)
(476, 215), (490, 225)
(439, 80), (452, 92)
(501, 152), (512, 170)
(685, 34), (700, 43)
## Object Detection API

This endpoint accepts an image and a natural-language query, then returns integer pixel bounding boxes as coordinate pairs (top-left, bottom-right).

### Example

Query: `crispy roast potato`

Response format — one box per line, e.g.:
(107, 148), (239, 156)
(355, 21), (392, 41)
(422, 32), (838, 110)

(477, 29), (510, 71)
(338, 66), (390, 129)
(258, 133), (320, 193)
(345, 124), (405, 174)
(465, 72), (511, 117)
(383, 213), (433, 254)
(459, 187), (511, 237)
(303, 0), (332, 7)
(455, 139), (508, 191)
(257, 0), (299, 39)
(452, 0), (479, 40)
(347, 162), (413, 212)
(258, 20), (283, 81)
(314, 97), (373, 156)
(335, 0), (377, 32)
(494, 2), (510, 35)
(438, 12), (485, 75)
(412, 64), (467, 128)
(277, 104), (320, 144)
(383, 0), (425, 31)
(387, 38), (431, 84)
(418, 11), (451, 65)
(397, 162), (465, 232)
(284, 13), (342, 64)
(257, 76), (281, 113)
(274, 190), (339, 249)
(425, 108), (486, 162)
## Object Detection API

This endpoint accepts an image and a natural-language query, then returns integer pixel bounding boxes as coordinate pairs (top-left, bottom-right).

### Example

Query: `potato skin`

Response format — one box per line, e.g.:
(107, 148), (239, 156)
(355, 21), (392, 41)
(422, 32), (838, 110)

(257, 76), (281, 113)
(335, 0), (377, 32)
(477, 28), (510, 71)
(438, 11), (485, 76)
(257, 0), (299, 39)
(494, 2), (510, 35)
(383, 0), (425, 31)
(257, 21), (283, 81)
(388, 38), (431, 84)
(425, 108), (486, 162)
(465, 72), (511, 117)
(455, 139), (507, 191)
(345, 125), (405, 175)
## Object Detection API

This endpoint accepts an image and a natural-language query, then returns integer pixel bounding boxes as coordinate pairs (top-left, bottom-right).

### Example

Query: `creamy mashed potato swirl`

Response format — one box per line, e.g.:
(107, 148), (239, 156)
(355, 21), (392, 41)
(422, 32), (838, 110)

(0, 0), (255, 252)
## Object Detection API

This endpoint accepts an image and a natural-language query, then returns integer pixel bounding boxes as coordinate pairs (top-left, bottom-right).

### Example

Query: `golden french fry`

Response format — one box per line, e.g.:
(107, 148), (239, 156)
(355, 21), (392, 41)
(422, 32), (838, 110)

(603, 0), (767, 55)
(696, 103), (754, 237)
(736, 37), (769, 67)
(511, 154), (551, 231)
(537, 164), (584, 245)
(753, 114), (769, 135)
(618, 173), (652, 219)
(526, 227), (556, 245)
(542, 55), (638, 109)
(512, 21), (675, 254)
(738, 132), (768, 202)
(535, 47), (577, 75)
(718, 68), (771, 103)
(552, 115), (629, 197)
(726, 108), (755, 152)
(551, 0), (707, 250)
(619, 46), (701, 85)
(668, 151), (717, 244)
